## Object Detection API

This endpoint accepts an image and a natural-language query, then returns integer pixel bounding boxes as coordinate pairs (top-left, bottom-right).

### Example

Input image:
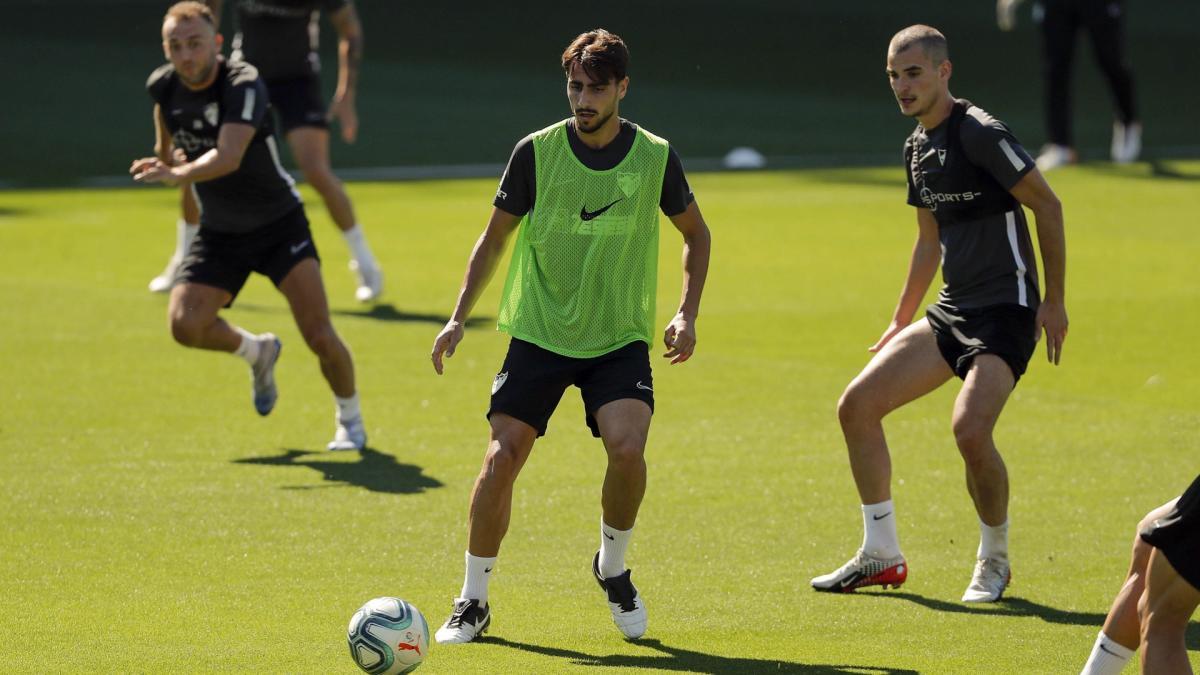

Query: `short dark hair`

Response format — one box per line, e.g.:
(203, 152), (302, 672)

(889, 24), (949, 65)
(561, 29), (629, 83)
(164, 1), (216, 29)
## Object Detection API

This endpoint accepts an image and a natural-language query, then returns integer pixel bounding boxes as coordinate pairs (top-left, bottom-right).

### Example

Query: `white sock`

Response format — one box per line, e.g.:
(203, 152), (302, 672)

(978, 519), (1009, 561)
(233, 327), (261, 365)
(341, 224), (377, 269)
(176, 219), (199, 261)
(862, 500), (901, 559)
(599, 520), (633, 579)
(460, 551), (496, 604)
(1081, 631), (1134, 675)
(335, 392), (361, 422)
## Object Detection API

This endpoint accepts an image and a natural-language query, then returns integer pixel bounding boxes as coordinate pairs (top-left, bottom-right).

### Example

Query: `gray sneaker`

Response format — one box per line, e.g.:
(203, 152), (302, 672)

(349, 259), (384, 303)
(961, 557), (1011, 602)
(251, 334), (281, 416)
(327, 415), (366, 451)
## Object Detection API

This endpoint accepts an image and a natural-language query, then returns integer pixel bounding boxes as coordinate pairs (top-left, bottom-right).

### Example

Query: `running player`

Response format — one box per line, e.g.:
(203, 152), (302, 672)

(131, 1), (366, 451)
(811, 24), (1069, 603)
(150, 0), (383, 303)
(428, 29), (711, 643)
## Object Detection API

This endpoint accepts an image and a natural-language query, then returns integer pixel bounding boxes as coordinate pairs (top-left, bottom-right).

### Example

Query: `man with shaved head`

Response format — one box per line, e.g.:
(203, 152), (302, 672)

(811, 25), (1068, 603)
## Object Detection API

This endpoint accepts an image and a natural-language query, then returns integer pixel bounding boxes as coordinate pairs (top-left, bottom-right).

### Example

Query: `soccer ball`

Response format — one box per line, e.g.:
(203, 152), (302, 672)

(347, 597), (429, 674)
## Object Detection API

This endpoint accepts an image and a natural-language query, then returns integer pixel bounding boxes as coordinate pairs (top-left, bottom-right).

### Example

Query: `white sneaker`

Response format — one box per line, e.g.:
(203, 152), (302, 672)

(251, 334), (281, 416)
(811, 548), (908, 592)
(1111, 121), (1142, 164)
(349, 259), (384, 303)
(148, 257), (182, 293)
(327, 415), (366, 451)
(592, 552), (647, 639)
(962, 557), (1011, 602)
(434, 598), (491, 644)
(1035, 144), (1077, 172)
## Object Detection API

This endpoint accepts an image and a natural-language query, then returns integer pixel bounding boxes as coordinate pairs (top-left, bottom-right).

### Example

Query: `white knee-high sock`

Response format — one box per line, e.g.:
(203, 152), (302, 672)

(460, 551), (496, 604)
(599, 520), (634, 578)
(342, 224), (377, 268)
(862, 500), (901, 559)
(1080, 631), (1133, 675)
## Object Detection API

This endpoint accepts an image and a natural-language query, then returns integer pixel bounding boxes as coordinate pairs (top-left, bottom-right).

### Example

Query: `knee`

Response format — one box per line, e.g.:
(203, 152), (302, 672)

(952, 417), (992, 463)
(481, 439), (523, 485)
(169, 312), (204, 347)
(301, 322), (340, 357)
(605, 433), (647, 472)
(300, 164), (337, 193)
(837, 384), (879, 429)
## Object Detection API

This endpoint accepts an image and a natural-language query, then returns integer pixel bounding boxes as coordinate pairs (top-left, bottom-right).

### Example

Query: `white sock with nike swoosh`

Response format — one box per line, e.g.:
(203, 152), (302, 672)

(1080, 631), (1133, 675)
(862, 500), (901, 559)
(599, 519), (633, 578)
(460, 551), (496, 605)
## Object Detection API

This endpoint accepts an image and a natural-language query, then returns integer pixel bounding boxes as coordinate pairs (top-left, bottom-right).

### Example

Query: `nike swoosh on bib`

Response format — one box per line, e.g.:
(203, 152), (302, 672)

(580, 198), (623, 221)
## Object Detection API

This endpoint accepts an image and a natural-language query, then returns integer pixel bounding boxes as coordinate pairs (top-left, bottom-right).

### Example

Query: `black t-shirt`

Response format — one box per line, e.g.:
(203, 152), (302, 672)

(231, 0), (348, 80)
(147, 59), (300, 233)
(493, 118), (694, 218)
(904, 99), (1040, 310)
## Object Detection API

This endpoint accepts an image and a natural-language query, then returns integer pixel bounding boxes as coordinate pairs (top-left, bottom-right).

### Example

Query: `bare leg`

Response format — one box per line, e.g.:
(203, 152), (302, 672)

(276, 258), (354, 397)
(466, 414), (538, 557)
(168, 282), (240, 351)
(593, 399), (653, 530)
(837, 319), (954, 504)
(1140, 548), (1200, 674)
(951, 354), (1016, 526)
(287, 127), (357, 231)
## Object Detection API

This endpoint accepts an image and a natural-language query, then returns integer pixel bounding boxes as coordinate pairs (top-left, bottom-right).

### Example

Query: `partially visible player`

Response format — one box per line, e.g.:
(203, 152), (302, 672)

(131, 1), (366, 451)
(811, 25), (1068, 603)
(1136, 476), (1200, 673)
(150, 0), (383, 303)
(1081, 497), (1177, 673)
(428, 29), (711, 644)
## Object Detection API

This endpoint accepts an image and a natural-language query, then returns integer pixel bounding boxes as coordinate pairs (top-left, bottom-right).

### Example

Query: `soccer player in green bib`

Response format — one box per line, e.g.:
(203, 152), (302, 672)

(429, 29), (711, 644)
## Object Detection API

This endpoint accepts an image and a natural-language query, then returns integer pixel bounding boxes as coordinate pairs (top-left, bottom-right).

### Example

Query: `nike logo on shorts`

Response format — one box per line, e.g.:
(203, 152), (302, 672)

(290, 240), (310, 255)
(636, 381), (653, 392)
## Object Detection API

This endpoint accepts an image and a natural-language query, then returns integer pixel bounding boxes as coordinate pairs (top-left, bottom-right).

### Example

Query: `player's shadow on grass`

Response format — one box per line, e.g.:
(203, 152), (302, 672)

(481, 636), (917, 674)
(331, 303), (492, 327)
(862, 591), (1200, 650)
(233, 448), (442, 495)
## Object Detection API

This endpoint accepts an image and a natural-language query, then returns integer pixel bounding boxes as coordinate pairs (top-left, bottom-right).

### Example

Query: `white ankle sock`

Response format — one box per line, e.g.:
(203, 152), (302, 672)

(335, 393), (361, 422)
(1081, 631), (1134, 675)
(862, 500), (901, 559)
(978, 519), (1009, 561)
(460, 551), (496, 604)
(599, 520), (633, 578)
(233, 328), (261, 365)
(341, 224), (377, 269)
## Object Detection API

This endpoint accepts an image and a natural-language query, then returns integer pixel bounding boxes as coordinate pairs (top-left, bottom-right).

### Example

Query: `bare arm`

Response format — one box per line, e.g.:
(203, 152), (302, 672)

(661, 200), (711, 364)
(152, 104), (174, 163)
(870, 207), (941, 352)
(130, 122), (256, 186)
(327, 2), (363, 143)
(1009, 168), (1068, 364)
(430, 207), (523, 374)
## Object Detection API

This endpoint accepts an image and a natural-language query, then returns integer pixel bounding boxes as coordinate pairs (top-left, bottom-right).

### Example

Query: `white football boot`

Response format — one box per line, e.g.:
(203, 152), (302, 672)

(1111, 121), (1142, 164)
(593, 552), (647, 639)
(250, 334), (281, 416)
(327, 415), (366, 451)
(811, 548), (908, 592)
(350, 259), (384, 303)
(962, 557), (1011, 602)
(434, 598), (491, 644)
(1035, 144), (1078, 172)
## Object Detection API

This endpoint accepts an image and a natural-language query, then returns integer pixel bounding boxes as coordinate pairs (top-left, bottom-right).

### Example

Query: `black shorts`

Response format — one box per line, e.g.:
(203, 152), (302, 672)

(1141, 473), (1200, 591)
(488, 338), (654, 438)
(265, 76), (328, 133)
(926, 303), (1038, 383)
(179, 206), (320, 306)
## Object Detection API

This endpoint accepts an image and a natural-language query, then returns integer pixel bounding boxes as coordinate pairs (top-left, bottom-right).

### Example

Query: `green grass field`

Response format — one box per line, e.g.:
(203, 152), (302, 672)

(1, 163), (1198, 673)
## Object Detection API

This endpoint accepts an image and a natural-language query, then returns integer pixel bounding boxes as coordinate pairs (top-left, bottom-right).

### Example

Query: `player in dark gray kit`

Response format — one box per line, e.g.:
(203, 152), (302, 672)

(131, 1), (367, 451)
(151, 0), (383, 303)
(811, 25), (1068, 602)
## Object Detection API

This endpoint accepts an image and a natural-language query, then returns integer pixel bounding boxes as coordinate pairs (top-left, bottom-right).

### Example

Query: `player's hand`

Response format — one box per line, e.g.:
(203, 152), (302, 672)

(1035, 299), (1068, 365)
(662, 312), (697, 364)
(171, 148), (188, 166)
(997, 0), (1021, 31)
(431, 320), (465, 375)
(868, 320), (907, 353)
(130, 157), (180, 186)
(328, 95), (358, 144)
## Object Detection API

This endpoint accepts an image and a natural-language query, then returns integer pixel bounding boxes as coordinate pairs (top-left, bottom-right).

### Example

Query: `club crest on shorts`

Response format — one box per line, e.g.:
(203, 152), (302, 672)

(491, 371), (508, 395)
(203, 102), (219, 127)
